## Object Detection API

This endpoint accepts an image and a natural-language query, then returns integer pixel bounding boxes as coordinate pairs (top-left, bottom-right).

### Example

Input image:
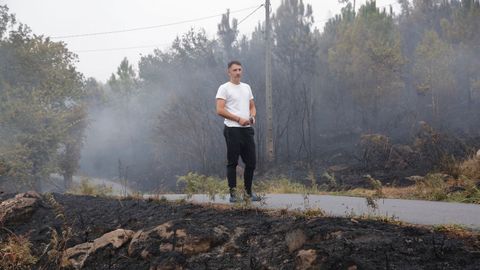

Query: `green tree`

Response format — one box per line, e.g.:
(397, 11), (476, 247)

(316, 5), (355, 132)
(58, 105), (87, 189)
(441, 1), (480, 124)
(272, 0), (319, 162)
(328, 1), (403, 130)
(108, 57), (138, 98)
(148, 29), (223, 175)
(413, 30), (455, 126)
(0, 6), (85, 191)
(217, 9), (239, 60)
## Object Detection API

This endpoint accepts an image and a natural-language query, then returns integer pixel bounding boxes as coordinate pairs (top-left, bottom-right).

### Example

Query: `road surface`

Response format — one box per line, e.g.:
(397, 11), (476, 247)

(158, 193), (480, 229)
(58, 176), (480, 229)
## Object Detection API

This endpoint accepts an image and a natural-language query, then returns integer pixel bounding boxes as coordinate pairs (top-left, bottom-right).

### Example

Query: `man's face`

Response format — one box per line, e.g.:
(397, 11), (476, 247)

(228, 64), (242, 81)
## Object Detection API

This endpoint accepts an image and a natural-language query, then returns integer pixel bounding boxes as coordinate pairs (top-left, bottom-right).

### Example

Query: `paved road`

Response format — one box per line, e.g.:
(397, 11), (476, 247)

(46, 174), (133, 195)
(158, 194), (480, 229)
(57, 176), (480, 229)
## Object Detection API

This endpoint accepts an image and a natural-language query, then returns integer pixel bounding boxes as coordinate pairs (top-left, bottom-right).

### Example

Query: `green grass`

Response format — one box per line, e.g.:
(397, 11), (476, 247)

(67, 177), (113, 197)
(176, 170), (480, 205)
(176, 172), (322, 198)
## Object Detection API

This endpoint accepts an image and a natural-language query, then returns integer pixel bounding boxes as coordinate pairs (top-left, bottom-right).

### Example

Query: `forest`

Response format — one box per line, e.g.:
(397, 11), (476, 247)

(1, 0), (480, 193)
(2, 1), (480, 269)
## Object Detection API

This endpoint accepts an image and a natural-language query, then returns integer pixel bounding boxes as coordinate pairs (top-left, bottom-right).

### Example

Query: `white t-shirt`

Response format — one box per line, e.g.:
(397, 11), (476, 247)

(216, 81), (254, 127)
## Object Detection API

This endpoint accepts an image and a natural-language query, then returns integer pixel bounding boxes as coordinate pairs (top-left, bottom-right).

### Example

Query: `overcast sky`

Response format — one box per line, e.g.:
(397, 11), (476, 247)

(3, 0), (399, 81)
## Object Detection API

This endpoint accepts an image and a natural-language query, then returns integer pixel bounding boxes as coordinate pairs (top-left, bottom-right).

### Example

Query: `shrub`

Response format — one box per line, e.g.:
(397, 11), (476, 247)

(322, 172), (337, 189)
(439, 154), (461, 178)
(459, 155), (480, 180)
(360, 134), (391, 169)
(67, 177), (113, 196)
(255, 177), (310, 194)
(413, 173), (449, 201)
(0, 233), (37, 270)
(177, 172), (229, 200)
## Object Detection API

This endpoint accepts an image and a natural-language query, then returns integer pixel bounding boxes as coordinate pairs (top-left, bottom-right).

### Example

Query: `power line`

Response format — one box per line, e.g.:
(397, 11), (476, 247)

(238, 4), (264, 26)
(71, 1), (398, 54)
(70, 4), (265, 53)
(73, 43), (171, 53)
(51, 5), (261, 39)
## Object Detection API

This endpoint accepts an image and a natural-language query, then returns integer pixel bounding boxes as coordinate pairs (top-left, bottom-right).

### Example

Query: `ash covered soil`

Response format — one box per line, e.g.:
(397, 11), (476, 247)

(1, 192), (480, 270)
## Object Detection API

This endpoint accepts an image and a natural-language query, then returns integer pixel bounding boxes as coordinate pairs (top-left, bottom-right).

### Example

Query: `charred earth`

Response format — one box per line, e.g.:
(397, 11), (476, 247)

(1, 192), (480, 269)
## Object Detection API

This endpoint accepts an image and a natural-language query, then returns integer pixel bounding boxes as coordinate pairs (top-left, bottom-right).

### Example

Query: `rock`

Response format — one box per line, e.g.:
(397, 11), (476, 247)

(221, 227), (244, 253)
(140, 249), (150, 259)
(0, 191), (41, 226)
(62, 228), (134, 269)
(128, 222), (174, 257)
(62, 242), (92, 269)
(406, 175), (424, 182)
(92, 228), (134, 249)
(179, 224), (228, 255)
(295, 249), (317, 270)
(16, 191), (42, 199)
(128, 221), (229, 259)
(181, 237), (211, 255)
(476, 149), (480, 158)
(159, 243), (174, 252)
(328, 165), (349, 172)
(285, 229), (307, 253)
(328, 230), (343, 240)
(128, 230), (148, 257)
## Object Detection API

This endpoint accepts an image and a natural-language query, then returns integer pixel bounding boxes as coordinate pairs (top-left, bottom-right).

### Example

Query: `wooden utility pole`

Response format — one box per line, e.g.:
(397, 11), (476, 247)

(265, 0), (274, 162)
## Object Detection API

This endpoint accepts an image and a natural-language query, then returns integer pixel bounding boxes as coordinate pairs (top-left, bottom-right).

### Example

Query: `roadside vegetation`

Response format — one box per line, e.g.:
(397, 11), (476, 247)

(67, 177), (113, 197)
(175, 154), (480, 204)
(60, 153), (480, 205)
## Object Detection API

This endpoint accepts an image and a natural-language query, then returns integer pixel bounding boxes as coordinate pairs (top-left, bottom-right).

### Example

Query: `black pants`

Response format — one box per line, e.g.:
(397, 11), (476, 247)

(223, 126), (256, 194)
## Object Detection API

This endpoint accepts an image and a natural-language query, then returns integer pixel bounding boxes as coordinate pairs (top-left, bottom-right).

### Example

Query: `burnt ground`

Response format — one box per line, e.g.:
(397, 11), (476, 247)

(2, 193), (480, 270)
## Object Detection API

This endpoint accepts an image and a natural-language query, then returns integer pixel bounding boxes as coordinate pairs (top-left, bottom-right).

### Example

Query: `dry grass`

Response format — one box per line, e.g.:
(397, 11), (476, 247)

(301, 207), (326, 218)
(256, 177), (315, 194)
(67, 177), (113, 197)
(459, 155), (480, 180)
(330, 186), (428, 200)
(354, 214), (403, 225)
(0, 233), (37, 270)
(176, 167), (480, 204)
(330, 188), (376, 197)
(44, 193), (73, 267)
(432, 224), (477, 238)
(379, 186), (417, 198)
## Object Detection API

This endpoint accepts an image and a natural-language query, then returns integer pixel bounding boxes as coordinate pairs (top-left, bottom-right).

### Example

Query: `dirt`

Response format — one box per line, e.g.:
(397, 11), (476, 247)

(1, 193), (480, 269)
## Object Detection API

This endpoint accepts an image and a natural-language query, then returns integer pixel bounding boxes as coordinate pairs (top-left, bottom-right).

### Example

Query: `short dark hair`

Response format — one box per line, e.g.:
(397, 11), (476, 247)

(227, 60), (242, 69)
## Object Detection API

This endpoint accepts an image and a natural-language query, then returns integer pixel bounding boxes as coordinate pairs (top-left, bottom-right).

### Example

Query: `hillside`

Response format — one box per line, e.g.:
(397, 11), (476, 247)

(1, 192), (480, 269)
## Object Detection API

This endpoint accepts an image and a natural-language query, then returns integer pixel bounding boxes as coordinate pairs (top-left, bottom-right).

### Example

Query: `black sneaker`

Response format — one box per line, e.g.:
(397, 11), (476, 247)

(247, 192), (261, 202)
(229, 188), (238, 203)
(229, 194), (238, 203)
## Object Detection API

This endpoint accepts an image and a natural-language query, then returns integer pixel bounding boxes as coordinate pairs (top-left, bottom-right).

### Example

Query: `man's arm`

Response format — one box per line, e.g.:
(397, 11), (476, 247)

(216, 98), (250, 126)
(249, 99), (256, 124)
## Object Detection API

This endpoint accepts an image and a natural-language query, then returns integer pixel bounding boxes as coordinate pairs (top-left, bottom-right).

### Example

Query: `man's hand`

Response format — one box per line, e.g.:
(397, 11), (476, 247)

(249, 116), (255, 125)
(238, 117), (250, 126)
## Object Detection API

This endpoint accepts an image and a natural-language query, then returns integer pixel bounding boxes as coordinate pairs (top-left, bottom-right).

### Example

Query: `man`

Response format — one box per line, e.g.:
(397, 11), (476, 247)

(216, 60), (260, 203)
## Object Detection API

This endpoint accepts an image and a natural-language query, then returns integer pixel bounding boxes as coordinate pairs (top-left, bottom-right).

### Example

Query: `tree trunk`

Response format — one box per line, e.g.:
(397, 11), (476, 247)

(33, 176), (42, 193)
(64, 173), (73, 191)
